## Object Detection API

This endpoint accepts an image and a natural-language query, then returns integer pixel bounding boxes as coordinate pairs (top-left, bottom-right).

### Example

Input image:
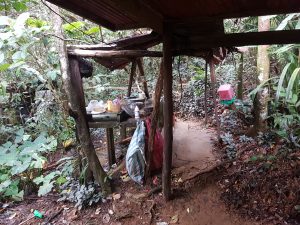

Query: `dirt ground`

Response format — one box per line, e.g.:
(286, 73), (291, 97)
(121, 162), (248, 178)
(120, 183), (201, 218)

(0, 120), (263, 225)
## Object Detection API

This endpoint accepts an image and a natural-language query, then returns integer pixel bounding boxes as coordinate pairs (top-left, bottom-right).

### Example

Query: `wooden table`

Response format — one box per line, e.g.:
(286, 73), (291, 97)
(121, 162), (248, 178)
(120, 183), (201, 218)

(87, 112), (138, 167)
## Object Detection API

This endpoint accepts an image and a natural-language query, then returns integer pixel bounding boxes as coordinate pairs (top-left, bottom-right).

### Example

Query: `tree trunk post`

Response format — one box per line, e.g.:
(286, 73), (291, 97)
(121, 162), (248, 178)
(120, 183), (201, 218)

(137, 58), (150, 99)
(127, 60), (137, 97)
(209, 59), (220, 139)
(106, 128), (116, 167)
(257, 16), (270, 129)
(51, 2), (111, 194)
(237, 53), (244, 100)
(162, 26), (173, 201)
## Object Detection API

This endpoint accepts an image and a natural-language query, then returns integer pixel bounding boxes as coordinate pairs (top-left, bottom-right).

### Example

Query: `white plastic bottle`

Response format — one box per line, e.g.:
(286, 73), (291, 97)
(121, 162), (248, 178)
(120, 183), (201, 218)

(134, 106), (140, 120)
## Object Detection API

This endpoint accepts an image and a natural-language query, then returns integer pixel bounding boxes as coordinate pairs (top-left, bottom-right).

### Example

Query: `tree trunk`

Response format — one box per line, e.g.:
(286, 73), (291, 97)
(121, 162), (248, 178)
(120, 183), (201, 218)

(162, 27), (173, 201)
(256, 17), (270, 130)
(51, 3), (111, 195)
(237, 53), (244, 100)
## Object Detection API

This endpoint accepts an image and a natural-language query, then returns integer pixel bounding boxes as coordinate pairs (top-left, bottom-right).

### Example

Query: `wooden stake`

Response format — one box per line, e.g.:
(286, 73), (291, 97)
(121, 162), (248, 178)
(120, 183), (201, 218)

(209, 59), (220, 139)
(127, 60), (137, 97)
(162, 26), (173, 201)
(137, 58), (150, 99)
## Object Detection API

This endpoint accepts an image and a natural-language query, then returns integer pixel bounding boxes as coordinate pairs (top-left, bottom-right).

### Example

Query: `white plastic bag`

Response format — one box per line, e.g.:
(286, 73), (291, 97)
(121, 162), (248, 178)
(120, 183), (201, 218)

(126, 121), (146, 184)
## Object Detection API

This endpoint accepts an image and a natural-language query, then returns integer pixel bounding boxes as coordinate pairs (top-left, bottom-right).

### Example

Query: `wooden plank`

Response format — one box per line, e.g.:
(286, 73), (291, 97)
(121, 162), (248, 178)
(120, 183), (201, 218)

(106, 128), (116, 167)
(175, 30), (300, 50)
(137, 58), (150, 99)
(68, 49), (163, 58)
(127, 60), (137, 97)
(162, 25), (173, 201)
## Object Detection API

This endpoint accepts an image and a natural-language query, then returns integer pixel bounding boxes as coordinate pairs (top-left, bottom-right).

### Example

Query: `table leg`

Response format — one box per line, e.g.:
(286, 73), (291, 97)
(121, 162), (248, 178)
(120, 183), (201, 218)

(106, 128), (116, 167)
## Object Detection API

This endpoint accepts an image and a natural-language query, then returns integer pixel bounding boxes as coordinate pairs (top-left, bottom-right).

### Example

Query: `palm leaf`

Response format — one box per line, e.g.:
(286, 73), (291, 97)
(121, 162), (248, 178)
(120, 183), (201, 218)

(286, 67), (300, 101)
(248, 77), (276, 99)
(276, 14), (296, 30)
(275, 63), (291, 103)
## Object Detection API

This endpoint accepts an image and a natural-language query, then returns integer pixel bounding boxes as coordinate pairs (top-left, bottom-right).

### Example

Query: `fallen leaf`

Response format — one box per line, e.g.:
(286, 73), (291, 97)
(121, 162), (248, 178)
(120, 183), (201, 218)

(113, 193), (121, 200)
(102, 214), (110, 224)
(170, 214), (179, 224)
(95, 208), (101, 215)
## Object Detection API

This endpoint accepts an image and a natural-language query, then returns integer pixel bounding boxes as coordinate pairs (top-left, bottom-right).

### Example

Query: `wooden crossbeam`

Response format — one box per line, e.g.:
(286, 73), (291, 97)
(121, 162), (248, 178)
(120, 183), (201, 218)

(175, 30), (300, 50)
(67, 49), (162, 58)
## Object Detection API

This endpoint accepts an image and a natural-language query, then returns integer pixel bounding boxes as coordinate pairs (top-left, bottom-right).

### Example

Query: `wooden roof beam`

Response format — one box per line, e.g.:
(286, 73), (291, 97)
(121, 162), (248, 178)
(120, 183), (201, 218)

(175, 30), (300, 50)
(67, 49), (162, 58)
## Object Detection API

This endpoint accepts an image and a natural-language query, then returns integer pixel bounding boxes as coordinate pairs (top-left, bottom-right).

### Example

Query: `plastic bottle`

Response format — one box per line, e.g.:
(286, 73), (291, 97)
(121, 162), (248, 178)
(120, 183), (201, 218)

(134, 105), (140, 120)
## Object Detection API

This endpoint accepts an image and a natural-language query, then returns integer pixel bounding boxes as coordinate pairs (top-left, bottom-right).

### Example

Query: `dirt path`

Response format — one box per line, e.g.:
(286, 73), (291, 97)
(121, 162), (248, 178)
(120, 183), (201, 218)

(0, 120), (262, 225)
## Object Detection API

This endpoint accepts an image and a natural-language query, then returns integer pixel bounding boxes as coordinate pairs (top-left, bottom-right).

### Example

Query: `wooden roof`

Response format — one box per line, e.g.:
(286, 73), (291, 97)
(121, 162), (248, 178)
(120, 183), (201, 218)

(48, 0), (300, 32)
(48, 0), (300, 53)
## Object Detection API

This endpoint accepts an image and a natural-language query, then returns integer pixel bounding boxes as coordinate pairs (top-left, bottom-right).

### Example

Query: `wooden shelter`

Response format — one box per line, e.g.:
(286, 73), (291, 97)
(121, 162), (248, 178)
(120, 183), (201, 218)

(47, 0), (300, 200)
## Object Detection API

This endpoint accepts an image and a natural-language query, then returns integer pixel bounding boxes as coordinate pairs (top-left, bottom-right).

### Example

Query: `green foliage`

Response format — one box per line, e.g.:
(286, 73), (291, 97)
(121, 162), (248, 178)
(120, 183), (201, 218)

(0, 129), (57, 200)
(58, 180), (103, 210)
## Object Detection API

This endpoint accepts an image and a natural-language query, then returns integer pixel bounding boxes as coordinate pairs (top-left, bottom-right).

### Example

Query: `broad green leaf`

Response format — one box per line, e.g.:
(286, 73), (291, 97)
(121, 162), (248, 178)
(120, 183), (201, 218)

(0, 63), (10, 71)
(13, 2), (28, 12)
(276, 14), (296, 31)
(14, 12), (30, 30)
(63, 21), (85, 32)
(248, 77), (275, 99)
(0, 16), (10, 26)
(12, 51), (26, 61)
(275, 63), (291, 104)
(296, 19), (300, 29)
(85, 26), (100, 35)
(0, 180), (12, 193)
(0, 52), (4, 64)
(46, 70), (58, 80)
(12, 190), (24, 201)
(286, 67), (300, 100)
(38, 181), (54, 196)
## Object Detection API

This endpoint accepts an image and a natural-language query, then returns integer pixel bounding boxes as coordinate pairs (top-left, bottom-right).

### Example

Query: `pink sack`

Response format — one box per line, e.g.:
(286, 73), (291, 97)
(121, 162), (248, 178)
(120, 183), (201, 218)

(145, 117), (163, 171)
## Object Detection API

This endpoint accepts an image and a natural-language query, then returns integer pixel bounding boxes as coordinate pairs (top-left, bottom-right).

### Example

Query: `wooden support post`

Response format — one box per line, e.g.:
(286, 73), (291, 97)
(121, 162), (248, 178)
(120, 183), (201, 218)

(52, 3), (111, 195)
(209, 59), (221, 139)
(146, 60), (164, 178)
(204, 61), (208, 125)
(162, 27), (173, 201)
(137, 58), (150, 99)
(127, 60), (137, 97)
(106, 128), (116, 167)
